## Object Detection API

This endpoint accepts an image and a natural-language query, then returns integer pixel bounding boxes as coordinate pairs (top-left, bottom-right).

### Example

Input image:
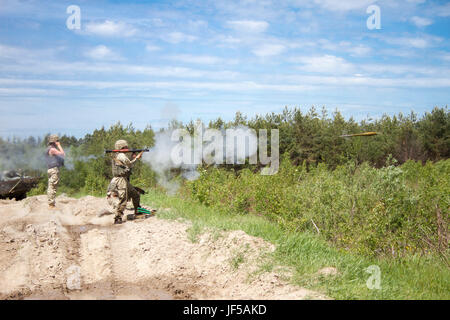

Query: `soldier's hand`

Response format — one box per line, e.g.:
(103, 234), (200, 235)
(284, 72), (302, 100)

(136, 151), (144, 159)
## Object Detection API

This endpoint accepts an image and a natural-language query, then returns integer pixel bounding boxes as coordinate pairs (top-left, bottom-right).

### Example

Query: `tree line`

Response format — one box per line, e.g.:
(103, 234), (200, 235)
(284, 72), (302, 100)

(1, 105), (448, 191)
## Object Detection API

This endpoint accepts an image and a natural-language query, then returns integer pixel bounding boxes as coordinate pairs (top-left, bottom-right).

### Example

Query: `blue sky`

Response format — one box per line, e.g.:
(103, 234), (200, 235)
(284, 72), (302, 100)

(0, 0), (449, 138)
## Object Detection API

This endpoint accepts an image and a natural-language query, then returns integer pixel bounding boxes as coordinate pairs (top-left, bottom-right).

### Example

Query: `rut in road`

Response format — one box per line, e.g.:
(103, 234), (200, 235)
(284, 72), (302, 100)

(0, 195), (330, 300)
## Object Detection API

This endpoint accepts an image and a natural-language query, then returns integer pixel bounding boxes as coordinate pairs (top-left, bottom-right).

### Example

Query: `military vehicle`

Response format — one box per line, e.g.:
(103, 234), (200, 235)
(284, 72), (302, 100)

(0, 170), (40, 200)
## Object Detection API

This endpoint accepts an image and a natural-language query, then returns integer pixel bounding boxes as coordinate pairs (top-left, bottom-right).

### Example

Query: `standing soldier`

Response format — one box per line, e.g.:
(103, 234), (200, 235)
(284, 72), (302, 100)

(45, 134), (65, 208)
(107, 139), (144, 224)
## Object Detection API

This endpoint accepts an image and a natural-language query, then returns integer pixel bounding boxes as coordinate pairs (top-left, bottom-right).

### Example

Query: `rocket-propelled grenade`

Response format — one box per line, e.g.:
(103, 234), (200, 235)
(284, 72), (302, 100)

(340, 132), (378, 137)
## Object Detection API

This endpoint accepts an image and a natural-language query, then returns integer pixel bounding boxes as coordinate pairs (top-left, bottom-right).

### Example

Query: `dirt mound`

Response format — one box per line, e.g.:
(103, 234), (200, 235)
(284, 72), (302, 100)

(0, 195), (327, 300)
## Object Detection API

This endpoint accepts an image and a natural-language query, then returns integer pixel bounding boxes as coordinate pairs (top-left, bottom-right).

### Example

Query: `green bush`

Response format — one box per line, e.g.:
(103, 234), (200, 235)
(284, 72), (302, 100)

(185, 158), (450, 259)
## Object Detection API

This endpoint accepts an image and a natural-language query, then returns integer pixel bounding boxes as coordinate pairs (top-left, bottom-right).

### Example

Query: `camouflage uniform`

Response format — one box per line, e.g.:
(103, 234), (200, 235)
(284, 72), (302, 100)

(45, 134), (64, 207)
(47, 167), (60, 206)
(107, 140), (141, 223)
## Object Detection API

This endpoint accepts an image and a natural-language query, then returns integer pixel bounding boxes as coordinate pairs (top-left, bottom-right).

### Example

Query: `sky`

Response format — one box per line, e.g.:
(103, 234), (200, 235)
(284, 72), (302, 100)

(0, 0), (449, 138)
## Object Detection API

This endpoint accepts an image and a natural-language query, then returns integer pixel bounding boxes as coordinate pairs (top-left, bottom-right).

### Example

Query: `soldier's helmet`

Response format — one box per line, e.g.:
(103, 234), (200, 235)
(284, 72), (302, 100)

(114, 139), (128, 150)
(48, 134), (59, 144)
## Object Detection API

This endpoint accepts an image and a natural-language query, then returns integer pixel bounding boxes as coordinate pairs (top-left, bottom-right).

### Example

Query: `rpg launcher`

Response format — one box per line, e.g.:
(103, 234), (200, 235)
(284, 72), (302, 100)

(105, 148), (150, 154)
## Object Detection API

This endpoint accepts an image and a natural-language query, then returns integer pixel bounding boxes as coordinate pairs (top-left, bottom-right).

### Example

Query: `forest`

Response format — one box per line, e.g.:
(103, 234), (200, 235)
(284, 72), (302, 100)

(1, 106), (448, 259)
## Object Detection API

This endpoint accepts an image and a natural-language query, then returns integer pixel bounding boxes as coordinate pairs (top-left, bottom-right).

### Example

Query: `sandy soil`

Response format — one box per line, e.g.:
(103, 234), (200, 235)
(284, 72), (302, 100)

(0, 195), (328, 300)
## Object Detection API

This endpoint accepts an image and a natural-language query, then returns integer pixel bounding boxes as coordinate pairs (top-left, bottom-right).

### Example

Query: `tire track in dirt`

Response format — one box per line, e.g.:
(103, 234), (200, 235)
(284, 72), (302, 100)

(0, 195), (329, 300)
(64, 224), (173, 300)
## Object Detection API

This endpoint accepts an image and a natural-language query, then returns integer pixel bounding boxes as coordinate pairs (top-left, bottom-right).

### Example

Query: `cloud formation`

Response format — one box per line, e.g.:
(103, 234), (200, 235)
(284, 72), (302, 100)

(163, 32), (197, 44)
(85, 20), (137, 37)
(226, 20), (269, 33)
(0, 0), (448, 138)
(410, 16), (433, 27)
(84, 45), (122, 60)
(252, 44), (285, 57)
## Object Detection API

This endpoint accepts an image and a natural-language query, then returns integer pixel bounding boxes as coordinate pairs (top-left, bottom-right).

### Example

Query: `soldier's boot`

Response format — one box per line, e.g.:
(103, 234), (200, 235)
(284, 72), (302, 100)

(114, 215), (123, 224)
(132, 197), (140, 215)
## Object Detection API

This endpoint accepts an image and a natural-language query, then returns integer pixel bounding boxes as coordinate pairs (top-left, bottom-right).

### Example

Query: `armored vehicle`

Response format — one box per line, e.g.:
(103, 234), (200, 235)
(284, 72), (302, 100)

(0, 170), (40, 200)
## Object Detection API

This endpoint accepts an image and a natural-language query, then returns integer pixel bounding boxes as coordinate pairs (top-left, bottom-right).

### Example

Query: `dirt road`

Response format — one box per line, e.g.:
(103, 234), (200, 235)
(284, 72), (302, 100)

(0, 195), (327, 300)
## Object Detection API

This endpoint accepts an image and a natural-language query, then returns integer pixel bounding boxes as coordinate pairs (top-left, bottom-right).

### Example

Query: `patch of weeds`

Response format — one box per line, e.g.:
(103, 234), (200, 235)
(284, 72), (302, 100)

(187, 223), (203, 243)
(156, 207), (178, 220)
(211, 229), (224, 242)
(230, 249), (246, 270)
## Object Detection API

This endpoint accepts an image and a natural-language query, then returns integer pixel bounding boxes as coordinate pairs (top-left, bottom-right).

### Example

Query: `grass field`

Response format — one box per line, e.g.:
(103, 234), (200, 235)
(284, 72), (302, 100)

(142, 189), (450, 300)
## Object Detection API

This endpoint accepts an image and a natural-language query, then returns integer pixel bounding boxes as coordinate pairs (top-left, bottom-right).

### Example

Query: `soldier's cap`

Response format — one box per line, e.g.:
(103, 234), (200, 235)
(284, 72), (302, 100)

(114, 139), (128, 150)
(48, 134), (59, 144)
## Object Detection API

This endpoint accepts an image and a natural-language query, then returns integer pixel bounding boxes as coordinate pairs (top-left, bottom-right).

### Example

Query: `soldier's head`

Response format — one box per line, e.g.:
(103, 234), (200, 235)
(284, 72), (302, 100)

(114, 139), (128, 150)
(48, 134), (59, 146)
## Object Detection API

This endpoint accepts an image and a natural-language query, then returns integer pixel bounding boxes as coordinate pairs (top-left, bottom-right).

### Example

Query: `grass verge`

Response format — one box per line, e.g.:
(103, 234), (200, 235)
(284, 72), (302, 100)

(142, 189), (449, 300)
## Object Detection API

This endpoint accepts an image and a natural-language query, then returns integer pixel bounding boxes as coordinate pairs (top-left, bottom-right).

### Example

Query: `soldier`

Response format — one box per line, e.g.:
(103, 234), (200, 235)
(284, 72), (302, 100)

(45, 134), (65, 208)
(107, 139), (144, 224)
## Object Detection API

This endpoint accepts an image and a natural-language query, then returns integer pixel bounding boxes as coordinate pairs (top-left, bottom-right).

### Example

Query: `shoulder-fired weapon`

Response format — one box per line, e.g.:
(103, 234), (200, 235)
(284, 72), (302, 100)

(105, 148), (150, 154)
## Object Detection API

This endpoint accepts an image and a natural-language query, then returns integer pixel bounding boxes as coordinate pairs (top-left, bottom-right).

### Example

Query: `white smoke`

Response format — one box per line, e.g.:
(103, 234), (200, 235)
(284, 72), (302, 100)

(142, 130), (185, 195)
(64, 153), (98, 170)
(0, 141), (99, 176)
(142, 123), (260, 194)
(0, 144), (47, 173)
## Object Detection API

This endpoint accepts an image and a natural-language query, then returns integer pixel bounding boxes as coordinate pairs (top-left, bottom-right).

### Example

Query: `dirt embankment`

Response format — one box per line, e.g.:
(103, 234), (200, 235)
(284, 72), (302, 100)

(0, 195), (327, 300)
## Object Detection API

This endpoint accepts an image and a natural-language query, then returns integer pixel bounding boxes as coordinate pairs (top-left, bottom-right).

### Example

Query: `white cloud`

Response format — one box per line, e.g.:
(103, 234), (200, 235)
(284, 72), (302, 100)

(379, 48), (415, 58)
(227, 20), (269, 33)
(292, 55), (355, 74)
(0, 44), (60, 61)
(0, 78), (316, 92)
(0, 44), (34, 60)
(84, 45), (122, 61)
(313, 0), (377, 12)
(0, 87), (62, 96)
(167, 54), (237, 65)
(406, 0), (426, 4)
(410, 16), (433, 27)
(0, 58), (241, 80)
(188, 20), (208, 29)
(215, 35), (243, 48)
(145, 44), (161, 52)
(3, 74), (450, 95)
(434, 3), (450, 17)
(384, 36), (441, 49)
(163, 32), (197, 44)
(316, 39), (371, 56)
(85, 20), (137, 37)
(359, 64), (448, 76)
(252, 44), (286, 57)
(347, 45), (372, 56)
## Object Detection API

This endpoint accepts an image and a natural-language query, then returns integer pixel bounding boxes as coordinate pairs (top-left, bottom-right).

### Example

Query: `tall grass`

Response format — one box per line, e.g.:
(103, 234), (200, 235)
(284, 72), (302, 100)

(185, 158), (449, 260)
(142, 190), (449, 300)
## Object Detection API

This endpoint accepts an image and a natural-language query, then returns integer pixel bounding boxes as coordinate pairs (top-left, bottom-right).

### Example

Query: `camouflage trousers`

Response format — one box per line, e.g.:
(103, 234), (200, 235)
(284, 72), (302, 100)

(47, 167), (60, 206)
(106, 177), (140, 220)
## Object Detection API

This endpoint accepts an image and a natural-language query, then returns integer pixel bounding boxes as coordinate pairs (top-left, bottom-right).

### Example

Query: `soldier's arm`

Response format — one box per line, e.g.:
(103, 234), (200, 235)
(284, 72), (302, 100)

(55, 141), (65, 156)
(131, 151), (144, 162)
(49, 147), (64, 156)
(116, 153), (135, 168)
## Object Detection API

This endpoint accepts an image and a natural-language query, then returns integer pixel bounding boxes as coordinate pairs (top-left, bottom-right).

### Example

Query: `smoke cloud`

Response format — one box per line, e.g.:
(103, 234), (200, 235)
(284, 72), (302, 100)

(0, 140), (97, 178)
(0, 142), (47, 175)
(141, 122), (261, 194)
(142, 130), (197, 195)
